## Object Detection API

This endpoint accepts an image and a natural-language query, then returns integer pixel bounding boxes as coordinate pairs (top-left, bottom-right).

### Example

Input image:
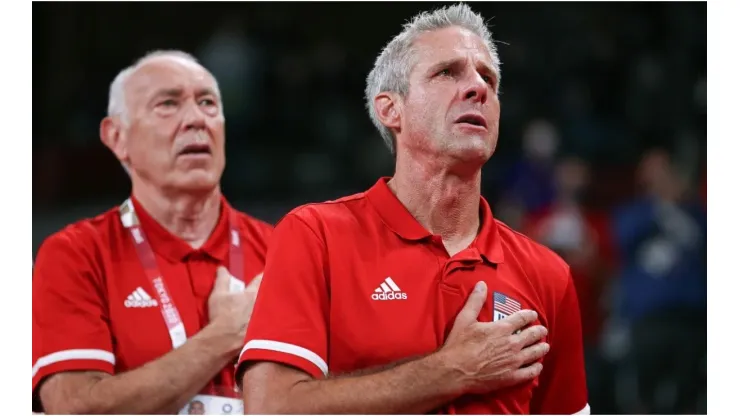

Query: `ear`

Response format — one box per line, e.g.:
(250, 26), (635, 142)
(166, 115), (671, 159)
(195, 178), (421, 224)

(100, 117), (129, 164)
(373, 92), (402, 132)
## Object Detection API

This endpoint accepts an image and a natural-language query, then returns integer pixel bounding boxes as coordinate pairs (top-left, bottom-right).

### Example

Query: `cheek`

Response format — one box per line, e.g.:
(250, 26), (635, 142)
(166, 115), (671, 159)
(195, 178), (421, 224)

(405, 96), (439, 129)
(210, 124), (226, 151)
(490, 97), (501, 117)
(133, 134), (171, 163)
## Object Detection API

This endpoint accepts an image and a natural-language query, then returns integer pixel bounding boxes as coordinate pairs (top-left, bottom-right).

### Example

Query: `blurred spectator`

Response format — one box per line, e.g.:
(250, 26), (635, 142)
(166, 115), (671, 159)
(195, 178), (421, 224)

(522, 156), (616, 413)
(198, 18), (265, 130)
(524, 157), (615, 341)
(611, 148), (706, 414)
(502, 119), (560, 213)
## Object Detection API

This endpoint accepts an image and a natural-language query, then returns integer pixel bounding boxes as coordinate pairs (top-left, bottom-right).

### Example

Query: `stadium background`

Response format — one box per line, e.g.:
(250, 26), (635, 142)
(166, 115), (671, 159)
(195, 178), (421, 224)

(32, 2), (707, 414)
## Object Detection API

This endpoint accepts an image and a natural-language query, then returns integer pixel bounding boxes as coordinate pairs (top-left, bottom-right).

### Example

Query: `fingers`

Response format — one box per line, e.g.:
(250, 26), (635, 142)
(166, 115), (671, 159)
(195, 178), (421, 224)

(213, 266), (232, 293)
(496, 309), (538, 334)
(498, 362), (544, 388)
(230, 276), (246, 293)
(246, 272), (263, 293)
(515, 342), (550, 367)
(213, 268), (262, 297)
(513, 325), (548, 348)
(453, 281), (488, 327)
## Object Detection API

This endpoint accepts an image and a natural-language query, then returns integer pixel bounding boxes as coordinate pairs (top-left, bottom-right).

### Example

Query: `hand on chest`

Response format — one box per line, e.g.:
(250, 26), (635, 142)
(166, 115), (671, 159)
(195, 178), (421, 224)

(328, 249), (544, 374)
(108, 250), (264, 371)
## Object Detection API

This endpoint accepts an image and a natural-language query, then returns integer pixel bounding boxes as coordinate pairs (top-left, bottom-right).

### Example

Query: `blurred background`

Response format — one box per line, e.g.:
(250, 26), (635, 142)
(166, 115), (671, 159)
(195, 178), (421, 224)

(33, 2), (706, 414)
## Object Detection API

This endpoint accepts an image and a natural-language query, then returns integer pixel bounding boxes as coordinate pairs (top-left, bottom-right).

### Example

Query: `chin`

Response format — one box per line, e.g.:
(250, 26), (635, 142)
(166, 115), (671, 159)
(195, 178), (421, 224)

(455, 149), (491, 167)
(175, 171), (220, 192)
(449, 137), (495, 163)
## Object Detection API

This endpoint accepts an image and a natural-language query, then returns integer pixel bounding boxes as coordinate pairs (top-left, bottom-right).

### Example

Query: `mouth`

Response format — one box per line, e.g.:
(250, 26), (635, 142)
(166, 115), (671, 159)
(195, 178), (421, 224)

(454, 114), (488, 129)
(177, 143), (212, 156)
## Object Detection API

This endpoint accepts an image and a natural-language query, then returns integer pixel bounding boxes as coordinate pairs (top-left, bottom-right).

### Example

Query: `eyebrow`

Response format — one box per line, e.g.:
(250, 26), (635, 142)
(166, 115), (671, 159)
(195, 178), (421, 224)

(150, 87), (219, 102)
(153, 88), (183, 99)
(429, 58), (461, 73)
(429, 57), (498, 81)
(195, 87), (219, 98)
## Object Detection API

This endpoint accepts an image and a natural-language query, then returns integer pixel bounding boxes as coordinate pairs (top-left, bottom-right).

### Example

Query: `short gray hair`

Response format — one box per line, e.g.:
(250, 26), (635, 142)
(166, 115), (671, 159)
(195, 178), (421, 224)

(364, 3), (501, 154)
(107, 49), (221, 125)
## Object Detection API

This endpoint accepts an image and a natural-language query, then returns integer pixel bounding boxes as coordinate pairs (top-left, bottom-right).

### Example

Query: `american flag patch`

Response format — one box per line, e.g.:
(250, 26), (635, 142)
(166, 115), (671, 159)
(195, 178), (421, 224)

(493, 292), (521, 316)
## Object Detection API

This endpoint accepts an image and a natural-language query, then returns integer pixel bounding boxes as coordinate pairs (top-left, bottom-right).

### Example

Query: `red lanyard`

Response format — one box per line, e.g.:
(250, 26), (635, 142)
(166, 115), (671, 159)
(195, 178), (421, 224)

(119, 198), (244, 349)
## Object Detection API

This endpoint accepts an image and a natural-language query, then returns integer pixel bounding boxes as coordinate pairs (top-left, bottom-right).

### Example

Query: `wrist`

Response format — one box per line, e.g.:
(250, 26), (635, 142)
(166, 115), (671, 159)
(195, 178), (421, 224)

(422, 350), (469, 397)
(195, 322), (242, 359)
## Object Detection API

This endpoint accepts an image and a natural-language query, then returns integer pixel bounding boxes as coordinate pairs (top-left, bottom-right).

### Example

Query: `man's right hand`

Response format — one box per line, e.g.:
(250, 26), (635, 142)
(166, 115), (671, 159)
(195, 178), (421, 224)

(437, 281), (549, 395)
(38, 267), (262, 415)
(207, 266), (261, 355)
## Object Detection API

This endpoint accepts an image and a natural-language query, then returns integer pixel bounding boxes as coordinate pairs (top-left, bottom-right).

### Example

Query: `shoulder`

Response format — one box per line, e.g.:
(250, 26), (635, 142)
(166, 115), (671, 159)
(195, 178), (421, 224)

(276, 191), (370, 236)
(33, 207), (121, 292)
(36, 207), (121, 263)
(495, 219), (572, 294)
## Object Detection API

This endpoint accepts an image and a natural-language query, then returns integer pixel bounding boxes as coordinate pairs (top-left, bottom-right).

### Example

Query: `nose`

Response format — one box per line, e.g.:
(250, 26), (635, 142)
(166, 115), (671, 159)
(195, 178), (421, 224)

(461, 71), (488, 104)
(181, 99), (207, 131)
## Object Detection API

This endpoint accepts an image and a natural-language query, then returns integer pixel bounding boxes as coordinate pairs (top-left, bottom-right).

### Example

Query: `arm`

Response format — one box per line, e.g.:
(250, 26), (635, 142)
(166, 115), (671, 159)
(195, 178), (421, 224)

(32, 231), (251, 414)
(237, 208), (548, 414)
(238, 210), (454, 413)
(39, 323), (237, 414)
(243, 353), (465, 415)
(242, 308), (547, 415)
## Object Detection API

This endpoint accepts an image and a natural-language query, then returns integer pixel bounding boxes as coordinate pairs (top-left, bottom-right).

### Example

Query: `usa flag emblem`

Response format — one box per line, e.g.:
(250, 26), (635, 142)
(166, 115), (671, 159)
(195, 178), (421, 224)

(493, 292), (521, 322)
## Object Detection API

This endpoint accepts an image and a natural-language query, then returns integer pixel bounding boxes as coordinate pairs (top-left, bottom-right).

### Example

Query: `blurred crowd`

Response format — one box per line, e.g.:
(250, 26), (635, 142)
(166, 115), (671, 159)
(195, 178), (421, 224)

(492, 127), (706, 414)
(33, 2), (706, 414)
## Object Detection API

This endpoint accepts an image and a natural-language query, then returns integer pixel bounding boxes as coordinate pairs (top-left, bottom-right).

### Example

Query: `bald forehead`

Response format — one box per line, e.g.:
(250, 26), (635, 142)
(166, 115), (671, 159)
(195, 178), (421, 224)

(127, 56), (215, 86)
(124, 56), (220, 108)
(138, 54), (207, 73)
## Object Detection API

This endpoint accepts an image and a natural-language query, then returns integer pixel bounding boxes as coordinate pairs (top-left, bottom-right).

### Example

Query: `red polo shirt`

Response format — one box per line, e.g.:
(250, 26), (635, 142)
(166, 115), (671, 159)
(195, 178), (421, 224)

(32, 196), (272, 412)
(237, 178), (589, 414)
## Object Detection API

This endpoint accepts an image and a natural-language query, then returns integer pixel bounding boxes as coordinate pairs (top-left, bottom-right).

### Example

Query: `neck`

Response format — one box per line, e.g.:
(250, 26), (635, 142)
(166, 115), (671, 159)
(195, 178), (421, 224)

(390, 152), (482, 243)
(131, 181), (222, 248)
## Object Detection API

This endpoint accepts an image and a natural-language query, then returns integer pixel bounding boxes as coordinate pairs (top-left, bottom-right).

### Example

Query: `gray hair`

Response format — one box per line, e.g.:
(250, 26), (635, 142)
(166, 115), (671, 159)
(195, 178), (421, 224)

(364, 3), (501, 154)
(107, 49), (221, 125)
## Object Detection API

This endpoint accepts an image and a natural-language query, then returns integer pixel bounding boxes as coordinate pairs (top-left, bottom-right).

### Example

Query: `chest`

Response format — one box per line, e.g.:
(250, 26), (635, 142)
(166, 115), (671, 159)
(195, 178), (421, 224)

(100, 243), (265, 372)
(325, 239), (547, 413)
(325, 240), (547, 372)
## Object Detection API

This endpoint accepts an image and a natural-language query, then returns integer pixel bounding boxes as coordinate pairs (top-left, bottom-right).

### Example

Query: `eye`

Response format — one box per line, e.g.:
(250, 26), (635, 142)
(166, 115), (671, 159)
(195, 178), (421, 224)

(437, 68), (452, 77)
(199, 98), (217, 106)
(159, 99), (178, 107)
(481, 74), (496, 87)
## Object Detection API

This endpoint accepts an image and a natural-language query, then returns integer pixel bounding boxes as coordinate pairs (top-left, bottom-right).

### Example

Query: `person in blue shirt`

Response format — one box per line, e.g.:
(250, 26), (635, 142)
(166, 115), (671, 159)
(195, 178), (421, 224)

(612, 147), (706, 414)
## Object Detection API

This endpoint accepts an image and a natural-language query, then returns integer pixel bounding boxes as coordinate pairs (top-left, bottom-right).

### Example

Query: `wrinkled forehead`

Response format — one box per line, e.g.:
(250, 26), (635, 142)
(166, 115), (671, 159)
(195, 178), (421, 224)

(125, 56), (220, 104)
(411, 27), (497, 74)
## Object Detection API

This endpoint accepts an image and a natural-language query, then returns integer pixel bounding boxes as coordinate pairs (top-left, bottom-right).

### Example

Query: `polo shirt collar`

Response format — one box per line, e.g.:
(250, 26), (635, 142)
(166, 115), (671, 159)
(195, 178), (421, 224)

(366, 177), (431, 240)
(128, 195), (231, 264)
(474, 196), (505, 264)
(366, 177), (504, 264)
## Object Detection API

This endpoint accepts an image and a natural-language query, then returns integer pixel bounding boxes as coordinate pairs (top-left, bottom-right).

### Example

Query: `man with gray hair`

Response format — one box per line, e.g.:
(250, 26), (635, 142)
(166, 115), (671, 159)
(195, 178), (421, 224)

(238, 3), (588, 414)
(32, 50), (273, 414)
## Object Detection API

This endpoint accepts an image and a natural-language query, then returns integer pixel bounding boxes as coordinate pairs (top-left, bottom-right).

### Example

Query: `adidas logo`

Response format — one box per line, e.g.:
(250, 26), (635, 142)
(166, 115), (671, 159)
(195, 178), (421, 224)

(124, 287), (158, 308)
(371, 277), (408, 301)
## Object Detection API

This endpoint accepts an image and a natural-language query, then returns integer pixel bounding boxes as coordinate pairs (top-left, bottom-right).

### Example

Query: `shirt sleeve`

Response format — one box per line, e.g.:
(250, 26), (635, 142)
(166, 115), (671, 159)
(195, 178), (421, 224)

(32, 230), (115, 399)
(530, 274), (590, 415)
(236, 211), (329, 383)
